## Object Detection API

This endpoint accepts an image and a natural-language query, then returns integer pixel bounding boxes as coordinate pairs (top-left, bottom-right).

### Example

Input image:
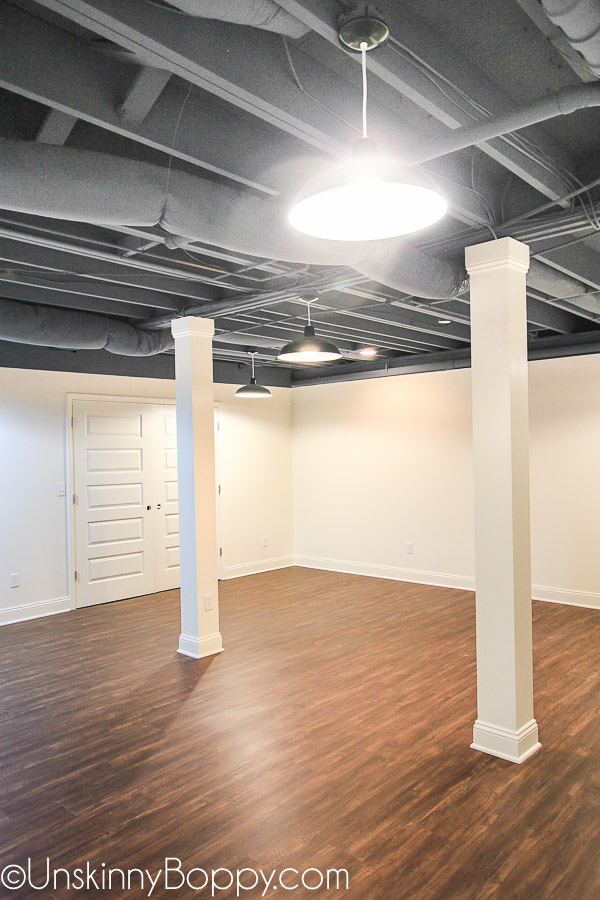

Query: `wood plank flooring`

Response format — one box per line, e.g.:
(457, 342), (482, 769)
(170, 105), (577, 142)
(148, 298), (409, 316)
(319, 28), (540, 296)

(1, 567), (599, 899)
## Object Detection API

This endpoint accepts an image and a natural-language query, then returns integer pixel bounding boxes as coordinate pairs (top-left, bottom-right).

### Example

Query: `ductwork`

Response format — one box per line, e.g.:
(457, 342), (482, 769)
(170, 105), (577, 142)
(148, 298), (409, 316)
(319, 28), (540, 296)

(528, 257), (597, 311)
(0, 139), (465, 300)
(404, 83), (600, 165)
(161, 0), (310, 38)
(0, 134), (595, 321)
(356, 240), (468, 299)
(541, 0), (600, 77)
(0, 298), (173, 355)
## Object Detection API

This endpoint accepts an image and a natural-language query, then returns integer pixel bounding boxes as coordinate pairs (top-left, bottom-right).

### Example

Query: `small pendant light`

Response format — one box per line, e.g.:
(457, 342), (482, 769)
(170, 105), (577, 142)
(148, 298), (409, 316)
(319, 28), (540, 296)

(288, 13), (447, 242)
(235, 351), (272, 398)
(277, 295), (342, 364)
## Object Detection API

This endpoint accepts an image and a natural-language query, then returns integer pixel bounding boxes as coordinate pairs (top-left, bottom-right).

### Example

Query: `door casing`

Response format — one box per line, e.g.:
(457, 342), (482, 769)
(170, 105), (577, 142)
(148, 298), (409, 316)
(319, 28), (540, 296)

(67, 393), (224, 609)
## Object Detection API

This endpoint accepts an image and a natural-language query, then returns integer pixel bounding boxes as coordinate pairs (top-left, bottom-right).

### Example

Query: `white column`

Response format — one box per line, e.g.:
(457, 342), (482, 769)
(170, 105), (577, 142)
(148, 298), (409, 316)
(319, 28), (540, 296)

(466, 237), (540, 764)
(171, 316), (223, 660)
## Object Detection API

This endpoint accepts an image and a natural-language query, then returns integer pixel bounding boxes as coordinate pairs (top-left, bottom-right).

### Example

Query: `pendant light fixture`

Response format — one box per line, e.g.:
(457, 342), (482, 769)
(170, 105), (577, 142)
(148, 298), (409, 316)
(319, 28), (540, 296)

(277, 295), (342, 364)
(235, 351), (272, 398)
(288, 11), (447, 242)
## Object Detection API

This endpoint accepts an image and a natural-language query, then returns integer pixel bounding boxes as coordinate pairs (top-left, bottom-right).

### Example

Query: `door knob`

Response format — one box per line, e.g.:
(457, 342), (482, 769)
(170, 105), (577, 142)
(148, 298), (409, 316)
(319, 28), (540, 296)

(147, 505), (151, 510)
(156, 503), (161, 509)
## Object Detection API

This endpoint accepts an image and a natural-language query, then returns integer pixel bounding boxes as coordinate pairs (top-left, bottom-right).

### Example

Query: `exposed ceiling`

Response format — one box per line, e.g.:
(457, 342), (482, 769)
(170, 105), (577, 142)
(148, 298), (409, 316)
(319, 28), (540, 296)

(0, 0), (599, 385)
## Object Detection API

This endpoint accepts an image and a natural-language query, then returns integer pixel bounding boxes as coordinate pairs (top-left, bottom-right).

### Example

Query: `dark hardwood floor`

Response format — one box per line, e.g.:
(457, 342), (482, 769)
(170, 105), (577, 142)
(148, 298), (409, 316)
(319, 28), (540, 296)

(1, 567), (599, 899)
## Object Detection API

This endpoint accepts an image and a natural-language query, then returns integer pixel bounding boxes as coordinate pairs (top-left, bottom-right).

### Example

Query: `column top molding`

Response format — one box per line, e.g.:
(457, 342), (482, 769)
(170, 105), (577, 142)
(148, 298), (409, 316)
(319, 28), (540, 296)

(465, 236), (530, 274)
(171, 316), (215, 339)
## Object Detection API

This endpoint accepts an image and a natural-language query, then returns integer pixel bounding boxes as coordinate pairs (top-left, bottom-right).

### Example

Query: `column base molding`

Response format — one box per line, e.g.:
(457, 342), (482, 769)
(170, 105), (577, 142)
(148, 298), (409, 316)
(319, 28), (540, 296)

(178, 632), (224, 660)
(471, 718), (541, 764)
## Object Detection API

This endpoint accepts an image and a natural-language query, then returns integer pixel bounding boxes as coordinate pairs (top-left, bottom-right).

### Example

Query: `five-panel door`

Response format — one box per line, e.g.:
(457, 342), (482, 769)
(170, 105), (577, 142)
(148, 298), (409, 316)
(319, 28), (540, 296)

(72, 400), (180, 608)
(154, 405), (180, 592)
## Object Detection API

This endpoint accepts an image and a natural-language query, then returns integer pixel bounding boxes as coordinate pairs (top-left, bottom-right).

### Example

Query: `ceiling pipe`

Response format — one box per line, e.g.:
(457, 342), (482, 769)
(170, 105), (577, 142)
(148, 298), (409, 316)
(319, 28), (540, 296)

(0, 297), (173, 355)
(0, 140), (467, 300)
(0, 225), (235, 289)
(144, 269), (365, 328)
(418, 201), (600, 255)
(214, 328), (371, 356)
(528, 258), (599, 312)
(541, 0), (600, 76)
(403, 83), (600, 166)
(161, 0), (310, 38)
(292, 331), (600, 387)
(1, 96), (598, 316)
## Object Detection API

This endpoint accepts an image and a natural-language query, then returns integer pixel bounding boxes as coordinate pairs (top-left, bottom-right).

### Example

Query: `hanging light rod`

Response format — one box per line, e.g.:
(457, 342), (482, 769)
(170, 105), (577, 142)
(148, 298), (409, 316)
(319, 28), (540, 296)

(288, 8), (447, 242)
(277, 295), (343, 364)
(235, 350), (272, 398)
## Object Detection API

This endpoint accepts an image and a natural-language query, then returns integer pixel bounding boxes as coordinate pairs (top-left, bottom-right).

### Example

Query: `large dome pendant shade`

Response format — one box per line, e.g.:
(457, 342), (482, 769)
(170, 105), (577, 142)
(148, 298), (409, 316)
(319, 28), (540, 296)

(235, 351), (272, 398)
(277, 324), (342, 363)
(277, 297), (342, 364)
(288, 27), (447, 242)
(288, 146), (448, 241)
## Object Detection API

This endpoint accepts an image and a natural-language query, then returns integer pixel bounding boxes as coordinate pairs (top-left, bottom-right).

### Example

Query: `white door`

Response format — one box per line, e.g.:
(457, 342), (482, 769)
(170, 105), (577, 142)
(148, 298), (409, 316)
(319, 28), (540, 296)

(72, 400), (157, 608)
(214, 407), (224, 580)
(154, 405), (180, 591)
(72, 398), (221, 607)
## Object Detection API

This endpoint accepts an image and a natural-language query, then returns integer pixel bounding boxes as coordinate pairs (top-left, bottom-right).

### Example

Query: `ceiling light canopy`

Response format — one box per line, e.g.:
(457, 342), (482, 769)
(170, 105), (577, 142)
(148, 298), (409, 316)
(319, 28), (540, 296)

(338, 10), (389, 52)
(235, 351), (272, 398)
(288, 18), (447, 242)
(277, 295), (342, 364)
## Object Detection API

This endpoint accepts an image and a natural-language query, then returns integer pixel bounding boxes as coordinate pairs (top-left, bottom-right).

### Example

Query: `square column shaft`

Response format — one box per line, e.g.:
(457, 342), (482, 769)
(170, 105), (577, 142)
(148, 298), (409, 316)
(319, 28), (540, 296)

(172, 316), (222, 660)
(466, 237), (540, 764)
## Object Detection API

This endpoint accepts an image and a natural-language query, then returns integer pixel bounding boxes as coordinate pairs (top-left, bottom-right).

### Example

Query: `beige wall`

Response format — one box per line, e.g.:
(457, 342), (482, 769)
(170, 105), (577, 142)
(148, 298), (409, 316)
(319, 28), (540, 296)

(529, 355), (600, 604)
(217, 383), (294, 579)
(292, 353), (600, 608)
(0, 368), (293, 623)
(3, 352), (600, 625)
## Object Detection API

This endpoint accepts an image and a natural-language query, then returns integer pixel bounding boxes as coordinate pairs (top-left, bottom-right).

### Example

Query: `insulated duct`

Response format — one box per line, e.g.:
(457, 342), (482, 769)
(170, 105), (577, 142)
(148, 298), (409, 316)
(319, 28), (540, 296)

(404, 83), (600, 165)
(0, 298), (173, 355)
(0, 140), (465, 300)
(0, 130), (595, 310)
(161, 0), (310, 38)
(528, 257), (597, 311)
(541, 0), (600, 77)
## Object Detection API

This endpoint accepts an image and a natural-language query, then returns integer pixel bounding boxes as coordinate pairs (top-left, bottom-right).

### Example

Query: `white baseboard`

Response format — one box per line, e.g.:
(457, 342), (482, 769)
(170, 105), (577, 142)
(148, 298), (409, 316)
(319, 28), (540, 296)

(294, 557), (600, 611)
(178, 632), (223, 659)
(2, 569), (598, 631)
(294, 555), (476, 592)
(532, 585), (600, 610)
(471, 718), (541, 764)
(224, 555), (295, 580)
(0, 595), (71, 626)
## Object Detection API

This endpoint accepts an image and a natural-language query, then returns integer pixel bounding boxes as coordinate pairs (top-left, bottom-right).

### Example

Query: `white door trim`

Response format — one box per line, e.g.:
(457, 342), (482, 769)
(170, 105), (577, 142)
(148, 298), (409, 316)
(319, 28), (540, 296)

(66, 393), (223, 607)
(214, 405), (225, 581)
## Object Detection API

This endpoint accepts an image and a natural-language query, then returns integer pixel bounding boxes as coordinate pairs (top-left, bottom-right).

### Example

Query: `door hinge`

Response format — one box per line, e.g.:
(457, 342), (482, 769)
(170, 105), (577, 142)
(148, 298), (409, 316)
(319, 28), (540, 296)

(72, 494), (77, 505)
(220, 547), (223, 557)
(74, 570), (78, 581)
(218, 484), (221, 495)
(71, 416), (75, 427)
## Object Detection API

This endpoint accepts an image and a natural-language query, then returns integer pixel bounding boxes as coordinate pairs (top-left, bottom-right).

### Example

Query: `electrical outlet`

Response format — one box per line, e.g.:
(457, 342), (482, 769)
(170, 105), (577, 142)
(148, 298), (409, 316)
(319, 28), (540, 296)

(407, 542), (413, 555)
(9, 573), (19, 588)
(204, 593), (213, 611)
(263, 536), (269, 547)
(56, 482), (66, 497)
